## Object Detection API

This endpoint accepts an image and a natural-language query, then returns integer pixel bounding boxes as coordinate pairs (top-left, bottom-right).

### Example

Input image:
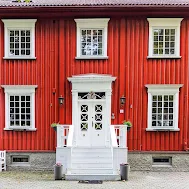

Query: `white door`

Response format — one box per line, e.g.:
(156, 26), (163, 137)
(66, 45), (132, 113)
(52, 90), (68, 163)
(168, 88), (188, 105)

(78, 101), (106, 147)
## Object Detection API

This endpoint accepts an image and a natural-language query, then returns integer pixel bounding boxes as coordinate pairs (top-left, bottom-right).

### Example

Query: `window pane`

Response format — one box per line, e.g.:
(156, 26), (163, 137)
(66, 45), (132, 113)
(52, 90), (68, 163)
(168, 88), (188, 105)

(80, 29), (103, 56)
(152, 115), (156, 120)
(152, 121), (156, 126)
(153, 96), (157, 101)
(153, 28), (175, 56)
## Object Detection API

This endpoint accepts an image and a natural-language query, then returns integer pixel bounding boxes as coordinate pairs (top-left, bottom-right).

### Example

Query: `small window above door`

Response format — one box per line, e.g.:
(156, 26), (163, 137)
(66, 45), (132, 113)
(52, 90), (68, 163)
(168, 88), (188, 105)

(78, 92), (105, 99)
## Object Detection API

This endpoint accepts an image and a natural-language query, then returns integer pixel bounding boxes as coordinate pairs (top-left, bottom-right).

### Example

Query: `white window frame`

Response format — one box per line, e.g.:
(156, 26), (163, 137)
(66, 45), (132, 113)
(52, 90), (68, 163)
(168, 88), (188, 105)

(145, 84), (183, 131)
(1, 19), (37, 59)
(74, 18), (110, 59)
(1, 85), (37, 131)
(147, 18), (183, 58)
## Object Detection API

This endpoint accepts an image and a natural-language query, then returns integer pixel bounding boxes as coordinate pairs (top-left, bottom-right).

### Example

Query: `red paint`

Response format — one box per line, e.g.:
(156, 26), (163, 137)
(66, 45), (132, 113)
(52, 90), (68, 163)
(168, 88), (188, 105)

(0, 17), (189, 152)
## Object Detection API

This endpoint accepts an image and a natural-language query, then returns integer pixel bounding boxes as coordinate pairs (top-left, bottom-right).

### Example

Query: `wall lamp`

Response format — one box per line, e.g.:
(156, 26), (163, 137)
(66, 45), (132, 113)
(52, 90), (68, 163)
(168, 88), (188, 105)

(58, 95), (64, 105)
(120, 96), (126, 105)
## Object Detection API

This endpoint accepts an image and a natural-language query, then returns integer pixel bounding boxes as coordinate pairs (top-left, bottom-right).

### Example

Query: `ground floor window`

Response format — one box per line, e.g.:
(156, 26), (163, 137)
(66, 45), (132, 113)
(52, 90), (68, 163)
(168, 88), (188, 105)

(1, 85), (37, 131)
(145, 84), (183, 131)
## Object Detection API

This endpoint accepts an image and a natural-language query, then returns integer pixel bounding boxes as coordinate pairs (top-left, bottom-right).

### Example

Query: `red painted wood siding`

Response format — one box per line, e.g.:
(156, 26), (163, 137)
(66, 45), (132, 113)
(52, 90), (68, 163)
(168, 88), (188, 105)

(0, 18), (189, 151)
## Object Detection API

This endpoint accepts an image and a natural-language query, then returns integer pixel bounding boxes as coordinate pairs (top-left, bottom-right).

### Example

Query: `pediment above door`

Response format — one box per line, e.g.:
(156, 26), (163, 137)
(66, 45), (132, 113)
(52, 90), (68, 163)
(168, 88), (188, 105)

(68, 73), (116, 91)
(68, 73), (116, 82)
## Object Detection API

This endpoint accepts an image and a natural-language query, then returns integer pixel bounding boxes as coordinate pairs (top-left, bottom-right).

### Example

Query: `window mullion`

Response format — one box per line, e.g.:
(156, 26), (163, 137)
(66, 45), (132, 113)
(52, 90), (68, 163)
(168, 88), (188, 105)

(19, 30), (21, 56)
(163, 29), (165, 56)
(8, 95), (10, 127)
(91, 29), (93, 56)
(162, 95), (164, 128)
(19, 95), (21, 127)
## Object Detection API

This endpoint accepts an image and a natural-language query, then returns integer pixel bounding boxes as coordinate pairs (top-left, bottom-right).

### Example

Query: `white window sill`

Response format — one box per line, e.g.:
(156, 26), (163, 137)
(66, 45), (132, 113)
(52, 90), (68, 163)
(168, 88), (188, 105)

(75, 56), (108, 60)
(146, 128), (180, 132)
(4, 128), (37, 131)
(152, 164), (172, 168)
(147, 56), (181, 59)
(3, 57), (36, 60)
(10, 164), (30, 167)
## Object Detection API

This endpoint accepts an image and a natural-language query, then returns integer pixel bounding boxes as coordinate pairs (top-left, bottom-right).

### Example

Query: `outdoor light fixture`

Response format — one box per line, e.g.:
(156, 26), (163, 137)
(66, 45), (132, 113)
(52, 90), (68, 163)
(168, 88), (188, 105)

(58, 95), (64, 105)
(120, 96), (126, 105)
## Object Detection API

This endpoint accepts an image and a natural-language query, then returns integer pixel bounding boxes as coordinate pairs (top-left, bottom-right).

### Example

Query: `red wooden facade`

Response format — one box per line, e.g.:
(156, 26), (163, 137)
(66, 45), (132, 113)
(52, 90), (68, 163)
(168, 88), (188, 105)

(0, 8), (189, 152)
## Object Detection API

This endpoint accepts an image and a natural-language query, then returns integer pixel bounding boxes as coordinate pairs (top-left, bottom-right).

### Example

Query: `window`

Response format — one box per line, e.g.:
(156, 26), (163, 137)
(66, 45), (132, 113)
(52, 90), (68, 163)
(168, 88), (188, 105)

(147, 18), (183, 58)
(152, 157), (172, 166)
(1, 19), (37, 59)
(1, 85), (37, 131)
(145, 84), (183, 131)
(75, 18), (109, 59)
(12, 156), (29, 164)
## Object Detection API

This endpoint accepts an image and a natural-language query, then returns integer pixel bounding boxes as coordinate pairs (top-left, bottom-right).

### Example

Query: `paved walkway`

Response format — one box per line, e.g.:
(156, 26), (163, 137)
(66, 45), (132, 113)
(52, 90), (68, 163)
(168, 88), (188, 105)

(0, 171), (189, 189)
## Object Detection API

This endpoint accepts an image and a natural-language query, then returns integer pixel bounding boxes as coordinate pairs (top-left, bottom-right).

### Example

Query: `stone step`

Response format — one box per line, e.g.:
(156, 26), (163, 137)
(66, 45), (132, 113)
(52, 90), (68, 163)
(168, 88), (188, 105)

(65, 173), (120, 181)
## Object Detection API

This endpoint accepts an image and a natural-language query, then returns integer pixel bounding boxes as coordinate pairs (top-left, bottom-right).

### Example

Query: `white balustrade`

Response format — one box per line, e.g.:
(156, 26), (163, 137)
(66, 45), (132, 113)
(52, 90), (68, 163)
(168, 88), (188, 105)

(57, 125), (73, 147)
(110, 125), (127, 148)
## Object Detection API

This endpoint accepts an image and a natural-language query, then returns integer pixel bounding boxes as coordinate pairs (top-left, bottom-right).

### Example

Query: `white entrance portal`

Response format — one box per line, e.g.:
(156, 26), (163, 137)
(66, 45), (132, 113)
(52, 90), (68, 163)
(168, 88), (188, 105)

(56, 74), (128, 180)
(68, 74), (116, 147)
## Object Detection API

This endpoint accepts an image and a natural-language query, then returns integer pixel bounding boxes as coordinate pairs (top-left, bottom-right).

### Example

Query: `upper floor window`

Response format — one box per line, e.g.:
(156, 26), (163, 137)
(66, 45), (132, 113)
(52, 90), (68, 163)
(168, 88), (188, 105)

(1, 19), (37, 59)
(147, 18), (183, 58)
(1, 85), (37, 131)
(75, 18), (109, 59)
(145, 84), (183, 131)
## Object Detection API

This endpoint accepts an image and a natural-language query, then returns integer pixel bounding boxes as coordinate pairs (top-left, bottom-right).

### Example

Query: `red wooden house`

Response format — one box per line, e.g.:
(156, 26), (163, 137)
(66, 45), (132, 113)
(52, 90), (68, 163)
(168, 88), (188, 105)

(0, 0), (189, 179)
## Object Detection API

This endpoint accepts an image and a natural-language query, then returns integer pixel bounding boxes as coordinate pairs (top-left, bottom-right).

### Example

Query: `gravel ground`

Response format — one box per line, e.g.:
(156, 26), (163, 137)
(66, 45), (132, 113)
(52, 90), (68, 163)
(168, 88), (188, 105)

(0, 171), (189, 189)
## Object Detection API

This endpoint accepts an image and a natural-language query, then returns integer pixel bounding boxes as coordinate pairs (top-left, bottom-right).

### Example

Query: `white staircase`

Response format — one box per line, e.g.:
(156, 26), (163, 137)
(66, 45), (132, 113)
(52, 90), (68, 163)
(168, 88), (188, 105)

(65, 147), (120, 180)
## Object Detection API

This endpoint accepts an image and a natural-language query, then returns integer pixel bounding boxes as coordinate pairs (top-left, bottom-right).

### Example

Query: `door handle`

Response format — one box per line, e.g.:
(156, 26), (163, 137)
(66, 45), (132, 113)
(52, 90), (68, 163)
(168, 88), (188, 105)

(92, 121), (93, 127)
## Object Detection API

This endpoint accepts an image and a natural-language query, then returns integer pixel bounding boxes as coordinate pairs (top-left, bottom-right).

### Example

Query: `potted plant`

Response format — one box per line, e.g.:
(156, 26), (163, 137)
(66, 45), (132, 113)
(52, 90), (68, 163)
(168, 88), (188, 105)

(51, 122), (60, 131)
(123, 120), (132, 131)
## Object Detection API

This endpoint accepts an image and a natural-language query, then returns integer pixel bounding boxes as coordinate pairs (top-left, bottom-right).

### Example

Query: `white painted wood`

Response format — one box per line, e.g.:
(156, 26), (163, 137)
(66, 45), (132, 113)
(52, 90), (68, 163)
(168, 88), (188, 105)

(57, 125), (71, 147)
(145, 84), (183, 131)
(1, 85), (37, 130)
(0, 151), (6, 171)
(78, 101), (106, 147)
(56, 147), (71, 174)
(69, 147), (114, 175)
(67, 125), (74, 147)
(112, 125), (127, 148)
(110, 126), (118, 147)
(1, 19), (37, 59)
(113, 147), (128, 174)
(147, 18), (183, 58)
(58, 74), (127, 180)
(68, 74), (116, 148)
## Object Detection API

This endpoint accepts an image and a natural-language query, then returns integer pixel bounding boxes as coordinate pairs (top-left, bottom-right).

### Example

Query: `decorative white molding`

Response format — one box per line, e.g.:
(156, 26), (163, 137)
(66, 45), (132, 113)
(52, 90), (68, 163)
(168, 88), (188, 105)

(68, 73), (116, 84)
(145, 84), (183, 131)
(74, 18), (110, 59)
(68, 73), (116, 147)
(145, 84), (183, 94)
(1, 85), (37, 131)
(1, 19), (37, 59)
(147, 18), (183, 58)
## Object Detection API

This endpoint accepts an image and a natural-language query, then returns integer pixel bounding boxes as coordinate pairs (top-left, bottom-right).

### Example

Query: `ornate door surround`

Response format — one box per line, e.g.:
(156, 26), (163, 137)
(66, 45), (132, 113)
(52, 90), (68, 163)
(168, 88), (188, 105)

(68, 74), (116, 147)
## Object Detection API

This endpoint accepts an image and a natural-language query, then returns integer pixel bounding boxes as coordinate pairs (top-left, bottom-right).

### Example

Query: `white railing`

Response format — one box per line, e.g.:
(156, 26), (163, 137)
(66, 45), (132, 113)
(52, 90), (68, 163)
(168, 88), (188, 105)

(110, 125), (127, 148)
(0, 150), (6, 172)
(57, 125), (73, 147)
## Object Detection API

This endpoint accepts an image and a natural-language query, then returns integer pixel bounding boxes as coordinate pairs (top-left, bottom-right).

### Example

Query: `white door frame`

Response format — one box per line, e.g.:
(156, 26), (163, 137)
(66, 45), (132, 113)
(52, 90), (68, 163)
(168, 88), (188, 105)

(68, 74), (116, 147)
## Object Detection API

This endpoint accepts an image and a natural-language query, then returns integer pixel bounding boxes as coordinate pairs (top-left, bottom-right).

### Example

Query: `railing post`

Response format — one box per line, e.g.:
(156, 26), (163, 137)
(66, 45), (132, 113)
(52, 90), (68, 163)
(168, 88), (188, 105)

(56, 126), (62, 147)
(120, 126), (127, 148)
(110, 125), (127, 148)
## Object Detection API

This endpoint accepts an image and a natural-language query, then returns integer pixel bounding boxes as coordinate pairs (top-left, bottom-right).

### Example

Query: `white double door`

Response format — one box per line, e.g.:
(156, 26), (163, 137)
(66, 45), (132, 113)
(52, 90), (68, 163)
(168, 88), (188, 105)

(77, 101), (106, 147)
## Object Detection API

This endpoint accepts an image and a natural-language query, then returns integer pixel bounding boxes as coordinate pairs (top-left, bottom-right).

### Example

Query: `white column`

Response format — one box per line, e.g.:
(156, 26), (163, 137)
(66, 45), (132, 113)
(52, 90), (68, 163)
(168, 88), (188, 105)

(72, 90), (78, 146)
(105, 89), (112, 147)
